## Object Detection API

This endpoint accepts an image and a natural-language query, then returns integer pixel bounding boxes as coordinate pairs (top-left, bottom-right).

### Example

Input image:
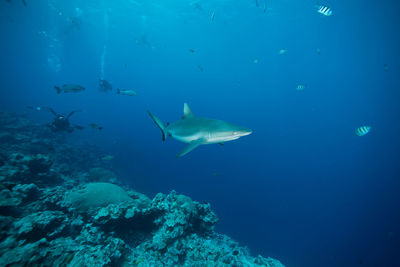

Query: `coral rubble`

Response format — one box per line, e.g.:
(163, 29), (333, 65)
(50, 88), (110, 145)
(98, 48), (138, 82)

(0, 111), (284, 266)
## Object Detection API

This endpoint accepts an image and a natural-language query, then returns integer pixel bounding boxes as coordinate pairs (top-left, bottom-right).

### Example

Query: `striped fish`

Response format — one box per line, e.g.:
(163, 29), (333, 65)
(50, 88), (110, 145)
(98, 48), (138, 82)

(355, 126), (371, 136)
(317, 5), (333, 16)
(296, 84), (306, 91)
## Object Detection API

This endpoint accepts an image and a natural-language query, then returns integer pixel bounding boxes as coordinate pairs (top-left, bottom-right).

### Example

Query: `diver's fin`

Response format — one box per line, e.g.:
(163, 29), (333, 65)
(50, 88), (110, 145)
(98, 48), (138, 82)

(148, 111), (167, 141)
(67, 110), (82, 118)
(54, 86), (61, 94)
(176, 139), (205, 158)
(47, 107), (57, 116)
(182, 103), (194, 119)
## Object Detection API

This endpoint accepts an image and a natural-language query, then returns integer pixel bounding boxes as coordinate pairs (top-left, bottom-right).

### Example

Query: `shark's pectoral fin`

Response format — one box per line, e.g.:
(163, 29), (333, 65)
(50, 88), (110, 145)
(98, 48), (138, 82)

(218, 143), (224, 146)
(177, 139), (205, 158)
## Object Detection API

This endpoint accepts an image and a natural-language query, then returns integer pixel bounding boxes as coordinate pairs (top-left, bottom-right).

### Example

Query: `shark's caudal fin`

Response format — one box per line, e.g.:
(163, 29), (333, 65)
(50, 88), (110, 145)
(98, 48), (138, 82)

(147, 111), (167, 141)
(182, 103), (194, 119)
(176, 138), (205, 158)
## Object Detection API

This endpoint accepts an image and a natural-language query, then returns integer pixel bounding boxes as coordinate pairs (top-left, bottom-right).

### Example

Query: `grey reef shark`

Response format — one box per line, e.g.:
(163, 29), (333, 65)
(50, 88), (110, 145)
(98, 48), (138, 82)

(148, 103), (252, 157)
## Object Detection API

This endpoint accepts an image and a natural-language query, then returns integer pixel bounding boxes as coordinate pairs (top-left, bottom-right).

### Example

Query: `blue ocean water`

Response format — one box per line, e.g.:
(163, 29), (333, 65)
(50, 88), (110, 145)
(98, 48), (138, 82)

(1, 0), (399, 266)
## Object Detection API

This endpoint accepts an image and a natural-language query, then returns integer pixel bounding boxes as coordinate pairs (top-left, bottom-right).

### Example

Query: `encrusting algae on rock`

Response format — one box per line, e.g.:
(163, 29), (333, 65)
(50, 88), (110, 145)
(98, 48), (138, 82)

(0, 111), (285, 266)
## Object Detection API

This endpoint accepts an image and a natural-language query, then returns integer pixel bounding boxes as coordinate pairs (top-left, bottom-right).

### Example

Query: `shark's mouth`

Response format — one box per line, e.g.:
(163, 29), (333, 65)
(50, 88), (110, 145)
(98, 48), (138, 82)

(224, 136), (241, 141)
(233, 131), (252, 137)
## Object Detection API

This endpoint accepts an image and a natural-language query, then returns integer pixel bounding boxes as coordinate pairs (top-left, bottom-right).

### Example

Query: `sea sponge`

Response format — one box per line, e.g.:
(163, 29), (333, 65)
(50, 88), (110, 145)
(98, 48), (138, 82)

(65, 183), (134, 213)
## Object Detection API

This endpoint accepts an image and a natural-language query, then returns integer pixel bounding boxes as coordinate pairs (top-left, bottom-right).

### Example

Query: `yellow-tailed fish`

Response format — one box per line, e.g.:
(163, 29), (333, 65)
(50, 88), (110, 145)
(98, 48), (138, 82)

(279, 49), (288, 55)
(355, 126), (371, 136)
(117, 89), (137, 96)
(54, 84), (85, 94)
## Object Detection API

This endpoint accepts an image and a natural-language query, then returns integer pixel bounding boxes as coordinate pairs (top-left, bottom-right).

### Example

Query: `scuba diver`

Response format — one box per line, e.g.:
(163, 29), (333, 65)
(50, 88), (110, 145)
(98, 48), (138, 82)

(64, 8), (83, 35)
(99, 79), (112, 92)
(46, 108), (84, 133)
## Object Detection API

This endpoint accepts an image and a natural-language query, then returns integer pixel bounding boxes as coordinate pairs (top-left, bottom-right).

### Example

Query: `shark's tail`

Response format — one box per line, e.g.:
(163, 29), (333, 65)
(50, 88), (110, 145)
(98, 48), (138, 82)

(147, 111), (167, 141)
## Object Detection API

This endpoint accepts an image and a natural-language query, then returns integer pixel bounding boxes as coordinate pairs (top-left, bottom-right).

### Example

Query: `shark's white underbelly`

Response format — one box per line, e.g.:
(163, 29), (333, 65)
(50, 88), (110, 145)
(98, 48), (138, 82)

(172, 132), (239, 144)
(172, 133), (205, 144)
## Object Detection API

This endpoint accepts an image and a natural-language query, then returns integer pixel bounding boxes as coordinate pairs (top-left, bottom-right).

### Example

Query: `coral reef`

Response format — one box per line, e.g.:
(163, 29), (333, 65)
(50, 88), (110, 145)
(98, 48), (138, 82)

(0, 111), (285, 266)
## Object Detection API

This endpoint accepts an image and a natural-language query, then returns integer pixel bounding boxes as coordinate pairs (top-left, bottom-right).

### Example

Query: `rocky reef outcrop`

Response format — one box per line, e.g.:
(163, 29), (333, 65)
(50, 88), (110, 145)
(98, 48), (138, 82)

(0, 111), (285, 266)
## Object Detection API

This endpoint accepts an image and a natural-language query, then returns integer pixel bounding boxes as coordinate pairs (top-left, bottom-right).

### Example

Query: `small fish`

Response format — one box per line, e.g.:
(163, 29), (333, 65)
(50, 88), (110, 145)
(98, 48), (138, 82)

(198, 65), (204, 72)
(101, 155), (114, 161)
(54, 84), (85, 94)
(189, 48), (195, 53)
(89, 123), (103, 130)
(253, 59), (259, 64)
(316, 48), (321, 54)
(296, 84), (306, 91)
(255, 0), (259, 7)
(279, 49), (288, 55)
(117, 89), (137, 96)
(263, 0), (267, 13)
(210, 11), (215, 21)
(27, 106), (42, 111)
(317, 5), (333, 16)
(355, 126), (371, 136)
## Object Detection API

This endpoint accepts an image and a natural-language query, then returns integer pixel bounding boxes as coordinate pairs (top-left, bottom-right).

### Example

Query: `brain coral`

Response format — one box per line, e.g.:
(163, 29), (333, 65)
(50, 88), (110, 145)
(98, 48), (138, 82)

(65, 183), (134, 212)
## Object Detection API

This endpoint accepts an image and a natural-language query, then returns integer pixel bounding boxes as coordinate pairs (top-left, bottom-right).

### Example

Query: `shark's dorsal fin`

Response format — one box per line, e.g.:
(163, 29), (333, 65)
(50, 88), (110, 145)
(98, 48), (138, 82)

(182, 103), (194, 119)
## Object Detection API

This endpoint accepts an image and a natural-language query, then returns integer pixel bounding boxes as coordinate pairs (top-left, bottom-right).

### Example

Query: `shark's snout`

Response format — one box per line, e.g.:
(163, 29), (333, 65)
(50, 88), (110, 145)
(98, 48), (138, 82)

(233, 129), (252, 137)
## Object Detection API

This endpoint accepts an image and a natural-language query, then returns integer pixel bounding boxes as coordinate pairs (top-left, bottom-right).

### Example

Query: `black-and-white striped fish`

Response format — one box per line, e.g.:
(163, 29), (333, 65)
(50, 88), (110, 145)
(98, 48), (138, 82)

(355, 126), (371, 136)
(210, 11), (215, 21)
(317, 5), (332, 16)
